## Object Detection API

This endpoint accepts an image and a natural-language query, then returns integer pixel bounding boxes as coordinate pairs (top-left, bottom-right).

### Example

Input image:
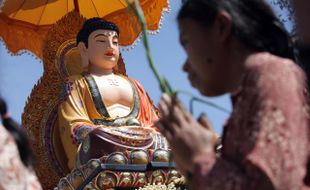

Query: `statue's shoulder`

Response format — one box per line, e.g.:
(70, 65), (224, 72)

(65, 74), (89, 86)
(63, 74), (89, 92)
(66, 74), (84, 82)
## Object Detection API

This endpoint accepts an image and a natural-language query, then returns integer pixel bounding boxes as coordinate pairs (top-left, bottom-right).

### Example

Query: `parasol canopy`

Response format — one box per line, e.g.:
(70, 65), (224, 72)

(0, 0), (170, 58)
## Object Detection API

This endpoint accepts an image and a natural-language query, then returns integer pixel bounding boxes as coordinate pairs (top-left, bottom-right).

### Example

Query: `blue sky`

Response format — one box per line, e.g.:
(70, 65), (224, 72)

(0, 1), (290, 134)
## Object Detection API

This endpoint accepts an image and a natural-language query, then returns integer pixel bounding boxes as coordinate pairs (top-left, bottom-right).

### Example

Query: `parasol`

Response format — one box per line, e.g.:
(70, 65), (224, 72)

(0, 0), (170, 58)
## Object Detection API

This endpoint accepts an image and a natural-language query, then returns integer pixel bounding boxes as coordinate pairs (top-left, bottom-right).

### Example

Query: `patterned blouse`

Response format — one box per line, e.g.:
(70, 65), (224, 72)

(191, 53), (310, 190)
(0, 125), (42, 190)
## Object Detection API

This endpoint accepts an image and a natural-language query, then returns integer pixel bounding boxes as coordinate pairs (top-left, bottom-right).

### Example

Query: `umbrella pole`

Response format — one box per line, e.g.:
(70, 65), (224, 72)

(74, 0), (80, 12)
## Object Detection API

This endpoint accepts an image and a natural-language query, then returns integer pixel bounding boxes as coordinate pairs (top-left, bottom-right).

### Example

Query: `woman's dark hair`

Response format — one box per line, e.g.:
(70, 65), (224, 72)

(76, 17), (119, 48)
(178, 0), (295, 60)
(0, 98), (33, 167)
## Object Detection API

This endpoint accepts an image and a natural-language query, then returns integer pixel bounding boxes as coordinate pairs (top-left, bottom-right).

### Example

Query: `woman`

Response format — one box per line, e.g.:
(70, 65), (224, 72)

(0, 98), (42, 190)
(157, 0), (310, 189)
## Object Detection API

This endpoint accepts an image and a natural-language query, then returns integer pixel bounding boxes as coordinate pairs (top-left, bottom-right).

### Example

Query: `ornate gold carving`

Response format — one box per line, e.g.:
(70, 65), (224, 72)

(119, 172), (134, 187)
(57, 177), (74, 190)
(134, 173), (147, 187)
(83, 183), (99, 190)
(153, 149), (170, 162)
(130, 150), (149, 164)
(82, 135), (91, 153)
(106, 152), (128, 164)
(22, 11), (87, 189)
(82, 159), (101, 177)
(70, 169), (86, 189)
(96, 171), (118, 189)
(149, 170), (166, 185)
(56, 150), (185, 190)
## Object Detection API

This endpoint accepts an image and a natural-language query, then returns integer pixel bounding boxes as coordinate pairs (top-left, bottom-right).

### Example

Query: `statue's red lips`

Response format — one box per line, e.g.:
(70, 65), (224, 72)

(105, 51), (115, 56)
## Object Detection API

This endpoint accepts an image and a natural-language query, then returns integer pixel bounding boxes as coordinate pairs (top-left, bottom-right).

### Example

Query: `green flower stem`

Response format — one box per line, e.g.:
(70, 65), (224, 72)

(176, 90), (230, 114)
(126, 0), (173, 96)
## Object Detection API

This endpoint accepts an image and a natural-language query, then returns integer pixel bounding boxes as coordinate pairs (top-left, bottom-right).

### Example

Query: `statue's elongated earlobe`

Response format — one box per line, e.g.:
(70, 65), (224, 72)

(77, 42), (89, 68)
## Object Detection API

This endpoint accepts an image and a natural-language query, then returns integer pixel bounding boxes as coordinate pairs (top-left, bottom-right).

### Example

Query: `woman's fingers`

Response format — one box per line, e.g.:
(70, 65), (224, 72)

(158, 114), (182, 137)
(174, 99), (193, 122)
(171, 103), (188, 127)
(159, 95), (170, 117)
(156, 120), (173, 141)
(197, 113), (213, 130)
(161, 94), (191, 128)
(158, 97), (179, 136)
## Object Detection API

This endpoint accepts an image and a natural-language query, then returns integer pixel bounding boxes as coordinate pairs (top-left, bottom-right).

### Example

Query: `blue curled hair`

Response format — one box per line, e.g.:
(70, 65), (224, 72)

(76, 17), (120, 48)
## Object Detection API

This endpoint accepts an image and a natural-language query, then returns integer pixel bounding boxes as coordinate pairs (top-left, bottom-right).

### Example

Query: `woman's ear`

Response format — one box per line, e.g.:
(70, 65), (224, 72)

(77, 42), (89, 68)
(214, 11), (232, 43)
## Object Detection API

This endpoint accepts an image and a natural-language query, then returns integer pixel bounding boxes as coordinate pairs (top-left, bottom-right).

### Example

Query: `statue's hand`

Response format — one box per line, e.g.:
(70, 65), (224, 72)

(78, 126), (155, 165)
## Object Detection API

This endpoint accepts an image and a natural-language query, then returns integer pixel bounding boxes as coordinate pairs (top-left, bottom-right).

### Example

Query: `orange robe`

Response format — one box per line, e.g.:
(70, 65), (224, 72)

(58, 74), (159, 169)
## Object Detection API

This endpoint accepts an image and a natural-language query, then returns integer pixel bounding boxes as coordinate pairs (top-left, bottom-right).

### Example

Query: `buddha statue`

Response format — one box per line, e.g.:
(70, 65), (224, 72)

(23, 12), (184, 190)
(55, 17), (186, 190)
(58, 18), (167, 170)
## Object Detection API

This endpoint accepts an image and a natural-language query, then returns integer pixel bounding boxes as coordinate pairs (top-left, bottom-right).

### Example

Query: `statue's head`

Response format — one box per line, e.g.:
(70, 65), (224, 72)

(77, 18), (120, 70)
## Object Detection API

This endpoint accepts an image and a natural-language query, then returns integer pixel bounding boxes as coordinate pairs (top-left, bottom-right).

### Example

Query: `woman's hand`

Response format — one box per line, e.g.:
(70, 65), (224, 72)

(156, 94), (217, 174)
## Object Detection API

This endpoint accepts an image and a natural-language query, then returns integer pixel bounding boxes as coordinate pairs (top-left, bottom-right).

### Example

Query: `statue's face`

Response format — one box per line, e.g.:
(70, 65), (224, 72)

(85, 29), (120, 70)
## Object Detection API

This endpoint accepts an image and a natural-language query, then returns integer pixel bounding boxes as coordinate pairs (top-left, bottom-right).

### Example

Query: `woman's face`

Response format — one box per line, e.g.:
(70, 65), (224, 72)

(179, 18), (232, 96)
(86, 29), (120, 70)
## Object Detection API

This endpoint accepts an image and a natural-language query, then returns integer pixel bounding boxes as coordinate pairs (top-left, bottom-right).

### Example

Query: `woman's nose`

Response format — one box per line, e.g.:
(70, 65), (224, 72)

(183, 60), (190, 72)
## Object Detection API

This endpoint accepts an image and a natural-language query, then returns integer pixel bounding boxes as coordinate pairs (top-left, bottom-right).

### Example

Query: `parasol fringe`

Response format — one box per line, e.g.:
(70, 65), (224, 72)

(0, 37), (42, 61)
(121, 0), (171, 51)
